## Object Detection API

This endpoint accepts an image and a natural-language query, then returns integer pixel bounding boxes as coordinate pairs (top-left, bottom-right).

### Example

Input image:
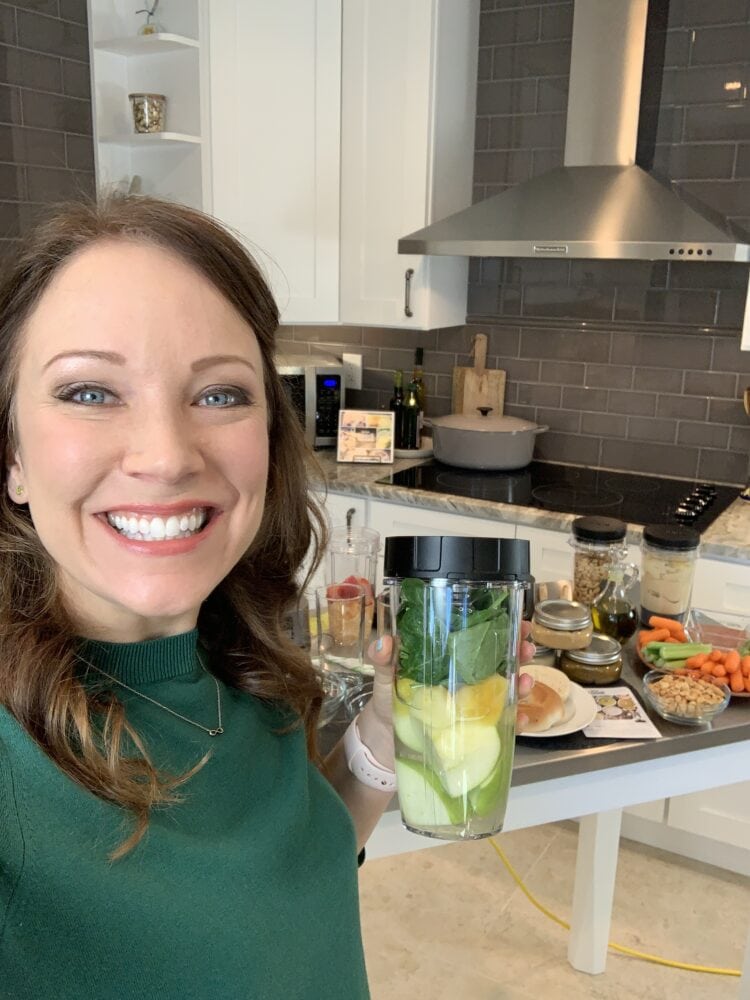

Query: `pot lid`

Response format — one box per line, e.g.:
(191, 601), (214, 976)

(431, 410), (540, 434)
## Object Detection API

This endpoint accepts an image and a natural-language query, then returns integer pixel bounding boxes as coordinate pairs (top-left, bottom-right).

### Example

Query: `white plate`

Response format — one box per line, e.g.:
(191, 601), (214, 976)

(516, 681), (598, 738)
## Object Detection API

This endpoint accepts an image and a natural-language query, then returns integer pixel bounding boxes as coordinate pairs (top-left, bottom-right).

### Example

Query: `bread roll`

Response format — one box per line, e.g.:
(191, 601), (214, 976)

(519, 663), (571, 703)
(518, 682), (564, 733)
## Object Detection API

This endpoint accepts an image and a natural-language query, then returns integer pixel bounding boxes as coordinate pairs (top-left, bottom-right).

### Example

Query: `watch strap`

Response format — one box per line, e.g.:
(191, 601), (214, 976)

(343, 716), (397, 793)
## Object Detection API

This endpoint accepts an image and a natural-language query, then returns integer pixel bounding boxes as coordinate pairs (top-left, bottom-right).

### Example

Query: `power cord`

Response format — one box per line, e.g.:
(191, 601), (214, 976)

(489, 837), (741, 978)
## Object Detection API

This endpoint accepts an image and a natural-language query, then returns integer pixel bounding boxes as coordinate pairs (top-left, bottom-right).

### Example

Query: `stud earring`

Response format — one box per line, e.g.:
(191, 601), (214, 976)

(15, 484), (23, 496)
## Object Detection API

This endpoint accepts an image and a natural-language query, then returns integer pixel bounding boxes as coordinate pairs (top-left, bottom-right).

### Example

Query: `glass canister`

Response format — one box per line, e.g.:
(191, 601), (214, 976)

(129, 93), (166, 133)
(570, 516), (628, 606)
(530, 599), (593, 650)
(640, 524), (699, 626)
(559, 633), (623, 685)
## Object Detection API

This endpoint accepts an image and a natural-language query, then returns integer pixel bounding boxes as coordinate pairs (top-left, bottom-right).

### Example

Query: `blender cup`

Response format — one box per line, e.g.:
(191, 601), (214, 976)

(380, 536), (528, 841)
(326, 525), (380, 606)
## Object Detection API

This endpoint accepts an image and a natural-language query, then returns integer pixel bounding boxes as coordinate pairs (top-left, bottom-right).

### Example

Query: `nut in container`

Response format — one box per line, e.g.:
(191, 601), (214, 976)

(129, 93), (166, 133)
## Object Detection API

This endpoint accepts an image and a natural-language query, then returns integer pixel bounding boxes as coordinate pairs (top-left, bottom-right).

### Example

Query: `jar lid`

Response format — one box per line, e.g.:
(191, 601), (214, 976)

(564, 633), (622, 665)
(643, 523), (700, 551)
(129, 92), (166, 100)
(534, 599), (592, 631)
(572, 516), (627, 543)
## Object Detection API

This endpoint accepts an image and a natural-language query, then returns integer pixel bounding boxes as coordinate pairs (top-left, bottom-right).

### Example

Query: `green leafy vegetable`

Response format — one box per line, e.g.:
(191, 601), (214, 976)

(396, 579), (510, 687)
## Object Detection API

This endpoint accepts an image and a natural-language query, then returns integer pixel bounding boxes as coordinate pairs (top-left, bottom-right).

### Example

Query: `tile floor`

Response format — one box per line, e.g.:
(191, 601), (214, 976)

(359, 822), (750, 999)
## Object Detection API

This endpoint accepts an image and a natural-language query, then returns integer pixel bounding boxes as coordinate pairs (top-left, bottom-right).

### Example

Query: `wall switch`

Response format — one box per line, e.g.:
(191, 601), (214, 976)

(342, 352), (363, 390)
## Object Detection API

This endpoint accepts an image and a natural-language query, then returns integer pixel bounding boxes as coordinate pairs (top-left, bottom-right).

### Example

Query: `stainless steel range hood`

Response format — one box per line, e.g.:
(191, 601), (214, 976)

(398, 0), (750, 344)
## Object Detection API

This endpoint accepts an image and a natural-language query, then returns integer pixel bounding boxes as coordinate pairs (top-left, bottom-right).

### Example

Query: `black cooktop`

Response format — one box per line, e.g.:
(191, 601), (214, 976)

(376, 460), (741, 533)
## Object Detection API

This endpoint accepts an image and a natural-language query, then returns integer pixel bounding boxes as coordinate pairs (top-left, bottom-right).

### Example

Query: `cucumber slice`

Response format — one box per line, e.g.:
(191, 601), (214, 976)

(429, 722), (501, 798)
(392, 696), (425, 753)
(395, 758), (466, 827)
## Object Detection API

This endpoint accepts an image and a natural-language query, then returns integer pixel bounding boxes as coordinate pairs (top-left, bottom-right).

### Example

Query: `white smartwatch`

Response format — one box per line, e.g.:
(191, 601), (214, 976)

(343, 716), (397, 793)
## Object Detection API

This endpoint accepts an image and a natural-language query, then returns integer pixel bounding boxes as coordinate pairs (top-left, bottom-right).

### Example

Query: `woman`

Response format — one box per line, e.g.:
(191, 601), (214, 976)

(0, 196), (533, 999)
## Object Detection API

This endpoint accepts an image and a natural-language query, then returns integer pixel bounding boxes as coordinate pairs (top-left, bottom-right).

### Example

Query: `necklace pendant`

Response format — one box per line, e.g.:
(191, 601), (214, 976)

(208, 727), (224, 736)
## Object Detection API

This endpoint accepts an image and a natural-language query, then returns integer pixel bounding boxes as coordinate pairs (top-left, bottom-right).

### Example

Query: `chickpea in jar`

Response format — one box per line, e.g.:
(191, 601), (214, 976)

(569, 516), (627, 607)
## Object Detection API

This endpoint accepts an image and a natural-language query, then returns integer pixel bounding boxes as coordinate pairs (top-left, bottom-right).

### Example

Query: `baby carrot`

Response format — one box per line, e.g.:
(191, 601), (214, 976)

(745, 676), (750, 693)
(724, 650), (741, 674)
(686, 653), (709, 668)
(740, 655), (750, 677)
(710, 649), (724, 662)
(730, 671), (745, 694)
(648, 615), (686, 638)
(700, 660), (715, 675)
(639, 628), (671, 645)
(712, 663), (727, 677)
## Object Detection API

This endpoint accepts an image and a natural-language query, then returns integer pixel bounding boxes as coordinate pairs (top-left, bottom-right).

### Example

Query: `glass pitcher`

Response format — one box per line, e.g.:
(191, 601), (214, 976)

(590, 562), (639, 643)
(380, 577), (524, 841)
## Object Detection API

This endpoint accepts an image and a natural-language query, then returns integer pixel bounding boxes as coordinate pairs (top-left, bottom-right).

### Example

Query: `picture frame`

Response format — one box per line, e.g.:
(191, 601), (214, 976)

(336, 409), (395, 464)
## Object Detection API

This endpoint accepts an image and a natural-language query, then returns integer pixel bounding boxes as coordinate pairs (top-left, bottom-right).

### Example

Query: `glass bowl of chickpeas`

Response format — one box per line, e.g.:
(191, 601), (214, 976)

(642, 670), (730, 726)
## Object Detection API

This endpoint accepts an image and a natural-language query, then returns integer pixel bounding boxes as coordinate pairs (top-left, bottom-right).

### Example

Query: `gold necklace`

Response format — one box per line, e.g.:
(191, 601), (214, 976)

(83, 650), (224, 737)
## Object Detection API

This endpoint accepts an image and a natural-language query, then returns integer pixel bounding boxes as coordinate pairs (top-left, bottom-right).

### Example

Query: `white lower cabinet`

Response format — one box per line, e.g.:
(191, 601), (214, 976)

(315, 489), (750, 870)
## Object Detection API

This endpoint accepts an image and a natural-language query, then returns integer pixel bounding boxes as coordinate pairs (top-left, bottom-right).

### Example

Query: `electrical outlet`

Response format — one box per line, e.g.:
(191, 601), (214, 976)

(342, 352), (363, 390)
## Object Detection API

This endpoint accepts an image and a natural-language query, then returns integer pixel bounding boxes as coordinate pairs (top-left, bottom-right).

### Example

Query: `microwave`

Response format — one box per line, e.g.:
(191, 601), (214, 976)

(275, 353), (345, 448)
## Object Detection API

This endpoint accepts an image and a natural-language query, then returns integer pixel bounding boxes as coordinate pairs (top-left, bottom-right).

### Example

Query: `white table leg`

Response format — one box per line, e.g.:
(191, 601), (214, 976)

(567, 808), (623, 975)
(738, 923), (750, 999)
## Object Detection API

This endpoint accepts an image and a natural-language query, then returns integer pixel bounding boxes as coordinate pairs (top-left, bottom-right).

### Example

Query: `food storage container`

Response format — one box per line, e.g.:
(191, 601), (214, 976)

(559, 633), (623, 685)
(380, 536), (525, 840)
(530, 599), (593, 650)
(129, 93), (166, 133)
(640, 524), (699, 626)
(569, 516), (628, 606)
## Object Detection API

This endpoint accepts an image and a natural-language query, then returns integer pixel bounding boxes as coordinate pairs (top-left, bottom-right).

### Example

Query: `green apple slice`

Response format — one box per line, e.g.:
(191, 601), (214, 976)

(392, 695), (425, 753)
(429, 721), (501, 798)
(395, 757), (466, 828)
(468, 749), (511, 818)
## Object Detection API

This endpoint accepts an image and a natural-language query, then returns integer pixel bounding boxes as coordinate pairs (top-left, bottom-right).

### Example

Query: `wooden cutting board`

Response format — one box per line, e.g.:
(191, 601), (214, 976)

(451, 333), (506, 416)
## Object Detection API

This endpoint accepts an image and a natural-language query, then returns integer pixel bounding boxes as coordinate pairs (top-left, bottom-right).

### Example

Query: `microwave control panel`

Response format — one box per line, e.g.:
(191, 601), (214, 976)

(315, 373), (342, 445)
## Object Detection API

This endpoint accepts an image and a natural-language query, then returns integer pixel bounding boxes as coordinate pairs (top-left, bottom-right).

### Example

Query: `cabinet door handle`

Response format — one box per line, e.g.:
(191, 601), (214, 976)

(404, 268), (414, 318)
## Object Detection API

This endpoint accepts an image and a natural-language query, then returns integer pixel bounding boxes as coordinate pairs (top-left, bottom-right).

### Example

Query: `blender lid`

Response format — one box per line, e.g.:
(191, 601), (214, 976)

(383, 535), (531, 581)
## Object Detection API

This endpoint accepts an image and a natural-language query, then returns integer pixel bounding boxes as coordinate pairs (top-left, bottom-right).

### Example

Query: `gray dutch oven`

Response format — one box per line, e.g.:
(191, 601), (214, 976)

(430, 407), (548, 471)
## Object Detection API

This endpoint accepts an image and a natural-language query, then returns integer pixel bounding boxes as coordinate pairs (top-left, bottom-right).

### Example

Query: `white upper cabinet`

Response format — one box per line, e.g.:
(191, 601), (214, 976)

(205, 0), (478, 329)
(208, 0), (342, 323)
(88, 0), (210, 211)
(339, 0), (479, 329)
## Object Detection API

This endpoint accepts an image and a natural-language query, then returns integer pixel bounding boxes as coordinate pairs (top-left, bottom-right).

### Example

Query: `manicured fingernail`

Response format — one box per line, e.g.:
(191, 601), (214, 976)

(375, 637), (384, 651)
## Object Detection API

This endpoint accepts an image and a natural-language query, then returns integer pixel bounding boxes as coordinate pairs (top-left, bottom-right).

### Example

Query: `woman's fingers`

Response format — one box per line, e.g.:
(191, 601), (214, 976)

(367, 634), (395, 671)
(518, 671), (534, 699)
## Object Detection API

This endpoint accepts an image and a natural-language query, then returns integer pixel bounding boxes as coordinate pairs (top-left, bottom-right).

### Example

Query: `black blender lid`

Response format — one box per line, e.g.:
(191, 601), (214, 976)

(383, 535), (531, 581)
(572, 515), (626, 542)
(643, 523), (700, 550)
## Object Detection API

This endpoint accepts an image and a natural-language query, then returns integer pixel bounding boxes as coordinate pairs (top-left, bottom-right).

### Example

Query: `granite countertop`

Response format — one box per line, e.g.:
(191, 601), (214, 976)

(308, 451), (750, 563)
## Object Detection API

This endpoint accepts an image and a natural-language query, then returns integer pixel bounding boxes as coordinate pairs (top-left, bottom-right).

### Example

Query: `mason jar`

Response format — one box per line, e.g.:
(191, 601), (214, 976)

(559, 633), (623, 685)
(640, 524), (699, 626)
(569, 516), (628, 606)
(129, 93), (166, 133)
(530, 599), (593, 651)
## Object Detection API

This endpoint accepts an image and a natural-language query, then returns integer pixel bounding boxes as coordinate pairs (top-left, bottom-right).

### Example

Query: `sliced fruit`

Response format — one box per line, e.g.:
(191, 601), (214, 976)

(468, 747), (511, 818)
(429, 721), (501, 798)
(392, 694), (426, 753)
(342, 574), (374, 604)
(395, 676), (417, 703)
(400, 682), (453, 731)
(395, 757), (466, 828)
(453, 674), (507, 724)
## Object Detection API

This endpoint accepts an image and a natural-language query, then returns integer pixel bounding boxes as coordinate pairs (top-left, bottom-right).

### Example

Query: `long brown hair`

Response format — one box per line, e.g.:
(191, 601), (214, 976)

(0, 195), (327, 858)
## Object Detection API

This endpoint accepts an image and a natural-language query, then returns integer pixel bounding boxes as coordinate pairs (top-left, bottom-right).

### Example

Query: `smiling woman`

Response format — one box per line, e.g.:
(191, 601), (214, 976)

(0, 196), (387, 1000)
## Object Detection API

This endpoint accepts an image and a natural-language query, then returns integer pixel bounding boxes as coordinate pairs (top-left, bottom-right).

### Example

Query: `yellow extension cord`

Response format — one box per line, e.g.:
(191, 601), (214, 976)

(489, 838), (741, 978)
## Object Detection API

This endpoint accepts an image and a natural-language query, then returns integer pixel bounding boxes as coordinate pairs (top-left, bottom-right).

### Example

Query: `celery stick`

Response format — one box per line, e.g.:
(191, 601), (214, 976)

(659, 643), (712, 661)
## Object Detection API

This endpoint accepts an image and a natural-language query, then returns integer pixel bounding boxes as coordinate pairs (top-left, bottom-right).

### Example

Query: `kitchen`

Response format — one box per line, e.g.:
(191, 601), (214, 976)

(3, 0), (750, 997)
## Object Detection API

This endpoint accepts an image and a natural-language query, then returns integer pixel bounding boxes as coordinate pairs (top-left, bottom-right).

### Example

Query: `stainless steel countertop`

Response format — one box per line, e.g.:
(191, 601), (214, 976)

(320, 644), (750, 791)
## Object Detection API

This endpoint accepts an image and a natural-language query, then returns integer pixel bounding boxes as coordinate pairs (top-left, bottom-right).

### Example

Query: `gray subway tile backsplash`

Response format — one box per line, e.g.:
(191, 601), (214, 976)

(282, 0), (750, 485)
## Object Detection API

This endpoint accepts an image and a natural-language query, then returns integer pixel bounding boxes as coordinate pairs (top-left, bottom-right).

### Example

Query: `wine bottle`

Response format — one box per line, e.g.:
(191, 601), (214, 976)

(389, 369), (405, 448)
(412, 347), (426, 413)
(401, 379), (421, 450)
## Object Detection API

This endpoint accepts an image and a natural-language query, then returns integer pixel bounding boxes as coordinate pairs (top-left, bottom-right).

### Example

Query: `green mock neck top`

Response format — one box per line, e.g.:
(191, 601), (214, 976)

(0, 632), (370, 1000)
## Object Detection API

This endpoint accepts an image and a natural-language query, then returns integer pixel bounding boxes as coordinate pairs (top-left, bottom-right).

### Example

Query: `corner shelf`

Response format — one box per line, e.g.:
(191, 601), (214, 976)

(99, 132), (202, 147)
(95, 33), (199, 56)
